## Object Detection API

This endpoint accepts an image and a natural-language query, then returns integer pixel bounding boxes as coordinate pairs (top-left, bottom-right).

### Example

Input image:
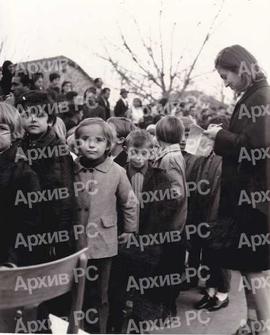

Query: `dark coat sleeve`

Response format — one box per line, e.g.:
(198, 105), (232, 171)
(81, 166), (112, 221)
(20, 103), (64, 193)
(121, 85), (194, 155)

(34, 148), (76, 260)
(9, 162), (42, 265)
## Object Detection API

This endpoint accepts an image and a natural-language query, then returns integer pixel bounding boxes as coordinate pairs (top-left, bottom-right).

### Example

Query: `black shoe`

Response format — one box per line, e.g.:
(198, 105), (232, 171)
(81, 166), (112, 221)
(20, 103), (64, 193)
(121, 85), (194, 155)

(207, 296), (229, 311)
(194, 294), (214, 309)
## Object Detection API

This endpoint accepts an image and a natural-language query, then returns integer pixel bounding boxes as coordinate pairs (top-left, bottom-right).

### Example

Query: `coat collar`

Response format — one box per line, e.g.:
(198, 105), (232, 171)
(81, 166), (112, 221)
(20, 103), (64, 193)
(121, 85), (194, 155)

(127, 162), (148, 180)
(155, 143), (181, 161)
(120, 97), (128, 106)
(74, 156), (114, 174)
(23, 127), (60, 149)
(125, 163), (166, 189)
(235, 79), (269, 108)
(230, 79), (269, 125)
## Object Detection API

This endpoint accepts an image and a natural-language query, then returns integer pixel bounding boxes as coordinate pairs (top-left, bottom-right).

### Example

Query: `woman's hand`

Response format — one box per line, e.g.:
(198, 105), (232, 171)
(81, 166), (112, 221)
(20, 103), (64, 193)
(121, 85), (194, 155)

(204, 124), (223, 140)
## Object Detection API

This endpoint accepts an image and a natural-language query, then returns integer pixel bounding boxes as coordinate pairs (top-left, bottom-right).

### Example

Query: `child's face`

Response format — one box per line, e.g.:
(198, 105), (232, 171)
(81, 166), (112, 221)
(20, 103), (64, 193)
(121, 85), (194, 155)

(63, 82), (72, 93)
(128, 145), (151, 169)
(21, 108), (49, 136)
(0, 123), (12, 153)
(52, 77), (60, 88)
(77, 124), (108, 160)
(34, 77), (44, 90)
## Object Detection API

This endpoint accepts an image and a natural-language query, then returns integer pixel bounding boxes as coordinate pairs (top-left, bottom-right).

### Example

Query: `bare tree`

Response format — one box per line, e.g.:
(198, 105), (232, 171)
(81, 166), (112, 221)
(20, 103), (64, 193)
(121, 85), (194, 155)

(98, 0), (225, 101)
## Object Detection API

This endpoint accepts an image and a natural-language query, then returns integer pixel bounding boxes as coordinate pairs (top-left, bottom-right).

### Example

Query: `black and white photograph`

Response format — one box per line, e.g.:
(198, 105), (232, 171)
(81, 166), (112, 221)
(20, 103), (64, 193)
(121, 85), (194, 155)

(0, 0), (270, 334)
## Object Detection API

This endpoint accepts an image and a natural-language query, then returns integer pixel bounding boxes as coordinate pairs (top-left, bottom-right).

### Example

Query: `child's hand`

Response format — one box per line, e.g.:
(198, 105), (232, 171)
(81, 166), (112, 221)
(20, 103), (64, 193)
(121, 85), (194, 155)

(118, 232), (132, 245)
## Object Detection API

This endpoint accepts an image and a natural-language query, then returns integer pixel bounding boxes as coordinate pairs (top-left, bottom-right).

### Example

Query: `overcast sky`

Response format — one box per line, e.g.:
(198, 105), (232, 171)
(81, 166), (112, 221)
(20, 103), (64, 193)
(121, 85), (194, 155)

(1, 0), (269, 102)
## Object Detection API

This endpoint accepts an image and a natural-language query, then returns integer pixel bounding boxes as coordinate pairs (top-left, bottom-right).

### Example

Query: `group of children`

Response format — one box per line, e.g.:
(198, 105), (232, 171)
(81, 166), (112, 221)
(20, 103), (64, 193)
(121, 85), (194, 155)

(0, 90), (189, 333)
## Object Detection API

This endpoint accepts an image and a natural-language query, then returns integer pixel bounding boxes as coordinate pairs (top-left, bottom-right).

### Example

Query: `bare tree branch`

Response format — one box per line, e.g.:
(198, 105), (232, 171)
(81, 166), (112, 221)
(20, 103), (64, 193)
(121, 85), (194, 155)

(179, 0), (225, 95)
(168, 22), (177, 92)
(131, 17), (164, 89)
(158, 8), (166, 94)
(98, 50), (156, 101)
(96, 0), (225, 101)
(118, 29), (163, 89)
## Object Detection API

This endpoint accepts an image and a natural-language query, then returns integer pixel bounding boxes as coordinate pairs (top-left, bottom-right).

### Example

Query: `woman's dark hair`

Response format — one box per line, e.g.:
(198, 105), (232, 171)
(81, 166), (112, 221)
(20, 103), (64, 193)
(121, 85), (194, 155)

(215, 45), (266, 91)
(0, 60), (13, 95)
(2, 61), (13, 76)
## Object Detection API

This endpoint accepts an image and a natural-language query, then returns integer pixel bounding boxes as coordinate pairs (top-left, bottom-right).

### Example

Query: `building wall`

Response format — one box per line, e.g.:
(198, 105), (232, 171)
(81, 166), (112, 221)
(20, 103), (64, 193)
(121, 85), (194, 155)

(15, 56), (93, 96)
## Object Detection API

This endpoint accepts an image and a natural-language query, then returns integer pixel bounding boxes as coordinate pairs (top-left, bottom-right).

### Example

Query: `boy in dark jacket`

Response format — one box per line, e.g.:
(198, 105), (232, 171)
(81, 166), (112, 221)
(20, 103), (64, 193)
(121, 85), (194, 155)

(108, 130), (185, 332)
(18, 91), (76, 263)
(0, 103), (46, 333)
(0, 102), (41, 267)
(18, 91), (76, 329)
(183, 115), (231, 310)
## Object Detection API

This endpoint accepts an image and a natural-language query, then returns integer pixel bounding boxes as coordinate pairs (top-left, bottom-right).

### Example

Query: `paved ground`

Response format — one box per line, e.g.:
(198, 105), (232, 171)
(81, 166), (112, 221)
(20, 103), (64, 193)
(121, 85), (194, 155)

(51, 271), (246, 334)
(154, 271), (247, 335)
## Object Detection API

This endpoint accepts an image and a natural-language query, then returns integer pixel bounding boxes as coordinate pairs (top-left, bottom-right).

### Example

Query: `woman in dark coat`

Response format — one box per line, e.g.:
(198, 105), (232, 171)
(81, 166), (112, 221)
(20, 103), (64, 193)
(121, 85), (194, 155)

(205, 45), (270, 335)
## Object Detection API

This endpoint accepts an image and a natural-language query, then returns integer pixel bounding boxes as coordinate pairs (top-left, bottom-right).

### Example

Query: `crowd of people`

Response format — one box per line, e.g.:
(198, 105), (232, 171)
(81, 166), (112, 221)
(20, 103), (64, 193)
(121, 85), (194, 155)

(0, 44), (270, 335)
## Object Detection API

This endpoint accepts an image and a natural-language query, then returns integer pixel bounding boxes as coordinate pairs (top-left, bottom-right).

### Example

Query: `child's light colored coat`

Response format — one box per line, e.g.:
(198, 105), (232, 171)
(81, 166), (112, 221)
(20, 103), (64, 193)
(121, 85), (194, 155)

(74, 157), (137, 259)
